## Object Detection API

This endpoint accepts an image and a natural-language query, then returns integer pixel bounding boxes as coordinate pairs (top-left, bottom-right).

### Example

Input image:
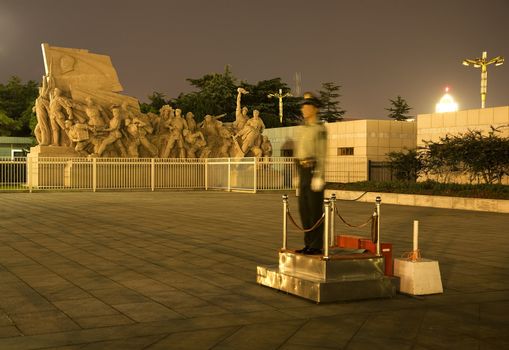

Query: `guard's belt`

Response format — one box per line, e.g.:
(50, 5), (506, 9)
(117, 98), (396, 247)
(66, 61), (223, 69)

(297, 158), (316, 168)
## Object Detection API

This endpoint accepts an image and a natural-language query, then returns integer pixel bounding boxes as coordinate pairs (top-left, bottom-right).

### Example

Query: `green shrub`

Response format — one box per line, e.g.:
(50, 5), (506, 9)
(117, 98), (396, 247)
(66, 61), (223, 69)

(326, 180), (509, 199)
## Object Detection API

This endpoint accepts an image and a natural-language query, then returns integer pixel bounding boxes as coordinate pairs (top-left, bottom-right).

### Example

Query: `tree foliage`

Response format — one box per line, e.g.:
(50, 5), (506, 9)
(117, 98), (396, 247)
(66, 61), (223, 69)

(0, 76), (39, 136)
(318, 82), (345, 122)
(140, 92), (169, 114)
(387, 148), (422, 181)
(240, 78), (301, 127)
(421, 127), (509, 184)
(388, 127), (509, 184)
(171, 67), (301, 127)
(386, 95), (412, 121)
(171, 65), (237, 123)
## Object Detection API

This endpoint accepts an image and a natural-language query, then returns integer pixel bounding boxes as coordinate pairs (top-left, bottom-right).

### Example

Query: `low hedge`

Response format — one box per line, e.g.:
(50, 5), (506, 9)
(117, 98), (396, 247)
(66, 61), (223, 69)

(326, 180), (509, 200)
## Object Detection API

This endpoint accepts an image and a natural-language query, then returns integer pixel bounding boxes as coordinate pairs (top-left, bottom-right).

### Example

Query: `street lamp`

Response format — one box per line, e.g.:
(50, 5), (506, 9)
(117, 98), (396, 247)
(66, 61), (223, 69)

(462, 51), (504, 108)
(268, 89), (292, 125)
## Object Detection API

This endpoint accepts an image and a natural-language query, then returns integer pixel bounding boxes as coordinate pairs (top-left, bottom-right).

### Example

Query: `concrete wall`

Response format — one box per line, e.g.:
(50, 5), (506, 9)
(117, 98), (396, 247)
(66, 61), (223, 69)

(0, 137), (34, 158)
(263, 119), (417, 182)
(264, 119), (417, 161)
(417, 106), (509, 146)
(416, 106), (509, 184)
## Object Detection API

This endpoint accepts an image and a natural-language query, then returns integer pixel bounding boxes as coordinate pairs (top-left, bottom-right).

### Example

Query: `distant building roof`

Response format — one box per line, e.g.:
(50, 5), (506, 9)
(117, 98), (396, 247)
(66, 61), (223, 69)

(0, 136), (35, 144)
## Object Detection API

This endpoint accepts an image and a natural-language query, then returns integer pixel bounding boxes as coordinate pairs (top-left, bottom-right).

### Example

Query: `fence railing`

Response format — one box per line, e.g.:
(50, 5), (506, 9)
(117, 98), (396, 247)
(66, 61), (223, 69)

(1, 156), (369, 192)
(0, 157), (27, 191)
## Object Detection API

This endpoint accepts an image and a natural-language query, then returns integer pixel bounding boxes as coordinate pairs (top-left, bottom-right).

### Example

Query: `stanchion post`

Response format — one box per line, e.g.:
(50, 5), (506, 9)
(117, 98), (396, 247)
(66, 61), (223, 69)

(323, 198), (330, 260)
(282, 194), (288, 250)
(330, 193), (336, 247)
(376, 196), (381, 255)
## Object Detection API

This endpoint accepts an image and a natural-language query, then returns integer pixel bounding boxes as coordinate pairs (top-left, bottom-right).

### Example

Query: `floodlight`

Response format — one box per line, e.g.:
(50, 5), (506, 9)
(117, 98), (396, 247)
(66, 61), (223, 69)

(462, 51), (505, 108)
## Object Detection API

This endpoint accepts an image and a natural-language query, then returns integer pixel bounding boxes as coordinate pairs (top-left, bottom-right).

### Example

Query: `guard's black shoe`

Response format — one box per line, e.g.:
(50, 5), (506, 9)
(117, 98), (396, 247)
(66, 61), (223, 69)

(295, 247), (309, 254)
(304, 248), (323, 255)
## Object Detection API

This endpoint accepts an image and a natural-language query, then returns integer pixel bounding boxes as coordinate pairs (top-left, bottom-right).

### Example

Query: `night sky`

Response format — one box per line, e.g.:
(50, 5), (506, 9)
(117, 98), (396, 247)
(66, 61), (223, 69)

(1, 0), (508, 118)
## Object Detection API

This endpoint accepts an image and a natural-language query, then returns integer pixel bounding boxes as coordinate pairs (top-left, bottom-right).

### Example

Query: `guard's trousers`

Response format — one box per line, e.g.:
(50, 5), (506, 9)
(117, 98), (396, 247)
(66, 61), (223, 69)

(298, 165), (324, 250)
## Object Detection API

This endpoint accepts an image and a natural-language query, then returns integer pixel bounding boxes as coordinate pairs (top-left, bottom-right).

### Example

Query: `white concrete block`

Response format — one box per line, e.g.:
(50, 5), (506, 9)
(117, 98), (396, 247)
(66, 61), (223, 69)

(394, 258), (443, 295)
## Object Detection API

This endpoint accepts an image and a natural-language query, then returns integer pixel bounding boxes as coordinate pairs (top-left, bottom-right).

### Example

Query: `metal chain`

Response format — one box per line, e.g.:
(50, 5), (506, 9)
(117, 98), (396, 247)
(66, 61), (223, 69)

(334, 191), (369, 201)
(286, 209), (325, 233)
(352, 191), (369, 201)
(334, 206), (374, 229)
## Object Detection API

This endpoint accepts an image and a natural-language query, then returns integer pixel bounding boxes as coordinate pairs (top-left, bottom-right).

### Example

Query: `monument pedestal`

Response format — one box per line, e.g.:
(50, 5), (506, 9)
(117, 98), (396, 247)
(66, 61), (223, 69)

(27, 146), (83, 189)
(28, 145), (82, 158)
(257, 250), (398, 303)
(394, 258), (443, 295)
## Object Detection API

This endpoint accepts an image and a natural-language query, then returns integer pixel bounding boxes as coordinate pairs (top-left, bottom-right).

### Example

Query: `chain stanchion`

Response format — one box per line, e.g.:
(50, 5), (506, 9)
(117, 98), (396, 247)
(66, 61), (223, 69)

(323, 198), (331, 260)
(287, 211), (324, 233)
(334, 206), (374, 229)
(375, 196), (381, 256)
(281, 193), (382, 256)
(329, 194), (336, 247)
(282, 194), (288, 251)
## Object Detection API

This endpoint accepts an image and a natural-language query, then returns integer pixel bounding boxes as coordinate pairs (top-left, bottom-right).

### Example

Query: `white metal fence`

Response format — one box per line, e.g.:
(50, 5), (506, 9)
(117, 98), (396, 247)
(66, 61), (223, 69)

(0, 157), (27, 191)
(0, 156), (368, 193)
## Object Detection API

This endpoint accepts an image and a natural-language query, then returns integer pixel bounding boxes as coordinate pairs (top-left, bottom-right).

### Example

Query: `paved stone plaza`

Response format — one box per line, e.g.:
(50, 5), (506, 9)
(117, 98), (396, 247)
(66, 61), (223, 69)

(0, 191), (507, 349)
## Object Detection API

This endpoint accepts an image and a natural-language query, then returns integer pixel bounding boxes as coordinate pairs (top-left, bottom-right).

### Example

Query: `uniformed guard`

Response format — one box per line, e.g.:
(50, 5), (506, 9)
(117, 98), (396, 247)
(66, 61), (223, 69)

(295, 92), (327, 255)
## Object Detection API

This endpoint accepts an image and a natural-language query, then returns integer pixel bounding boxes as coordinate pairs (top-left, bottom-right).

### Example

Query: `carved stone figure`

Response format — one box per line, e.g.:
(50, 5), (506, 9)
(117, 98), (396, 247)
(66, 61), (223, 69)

(186, 112), (197, 132)
(125, 117), (158, 158)
(160, 108), (188, 158)
(49, 88), (75, 146)
(94, 106), (126, 157)
(33, 78), (51, 146)
(31, 44), (275, 161)
(65, 119), (94, 155)
(233, 87), (249, 132)
(85, 97), (108, 128)
(183, 129), (206, 158)
(235, 109), (266, 155)
(261, 135), (273, 157)
(200, 114), (226, 155)
(199, 146), (212, 158)
(217, 126), (233, 158)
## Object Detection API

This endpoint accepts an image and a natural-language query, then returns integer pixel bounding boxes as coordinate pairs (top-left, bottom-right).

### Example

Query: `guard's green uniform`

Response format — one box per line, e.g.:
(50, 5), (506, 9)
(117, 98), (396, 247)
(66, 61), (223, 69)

(295, 120), (327, 250)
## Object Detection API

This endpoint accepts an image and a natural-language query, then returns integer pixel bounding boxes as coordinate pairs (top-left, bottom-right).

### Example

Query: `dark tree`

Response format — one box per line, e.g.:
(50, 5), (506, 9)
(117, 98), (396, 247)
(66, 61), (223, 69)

(172, 65), (237, 122)
(387, 149), (422, 181)
(421, 127), (509, 184)
(0, 76), (39, 136)
(386, 95), (412, 121)
(240, 78), (301, 128)
(318, 82), (345, 122)
(172, 68), (301, 126)
(140, 92), (169, 114)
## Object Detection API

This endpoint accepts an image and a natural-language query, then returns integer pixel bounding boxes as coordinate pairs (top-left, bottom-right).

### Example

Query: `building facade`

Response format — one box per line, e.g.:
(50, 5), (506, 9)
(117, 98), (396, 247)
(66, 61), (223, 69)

(264, 119), (417, 182)
(417, 106), (509, 145)
(0, 137), (34, 158)
(416, 106), (509, 184)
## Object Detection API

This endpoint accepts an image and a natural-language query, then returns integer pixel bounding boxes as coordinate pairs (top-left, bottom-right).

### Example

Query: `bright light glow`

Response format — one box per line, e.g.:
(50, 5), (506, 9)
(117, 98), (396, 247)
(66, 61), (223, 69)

(435, 88), (459, 113)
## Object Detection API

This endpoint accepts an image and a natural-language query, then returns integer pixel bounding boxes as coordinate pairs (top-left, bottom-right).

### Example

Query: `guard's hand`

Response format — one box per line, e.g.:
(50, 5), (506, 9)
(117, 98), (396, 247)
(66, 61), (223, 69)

(311, 176), (325, 192)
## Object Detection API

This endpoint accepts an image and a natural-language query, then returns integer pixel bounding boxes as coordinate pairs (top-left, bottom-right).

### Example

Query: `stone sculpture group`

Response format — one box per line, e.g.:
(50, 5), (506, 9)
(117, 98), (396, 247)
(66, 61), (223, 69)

(32, 44), (272, 159)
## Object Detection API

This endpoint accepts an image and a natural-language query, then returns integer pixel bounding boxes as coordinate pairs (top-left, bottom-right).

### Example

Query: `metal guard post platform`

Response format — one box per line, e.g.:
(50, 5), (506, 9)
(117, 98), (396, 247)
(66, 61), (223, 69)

(256, 195), (399, 303)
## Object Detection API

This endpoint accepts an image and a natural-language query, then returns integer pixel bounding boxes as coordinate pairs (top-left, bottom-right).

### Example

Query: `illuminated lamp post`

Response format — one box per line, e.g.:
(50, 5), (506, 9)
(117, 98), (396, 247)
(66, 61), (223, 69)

(268, 89), (292, 124)
(435, 87), (459, 113)
(462, 51), (504, 108)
